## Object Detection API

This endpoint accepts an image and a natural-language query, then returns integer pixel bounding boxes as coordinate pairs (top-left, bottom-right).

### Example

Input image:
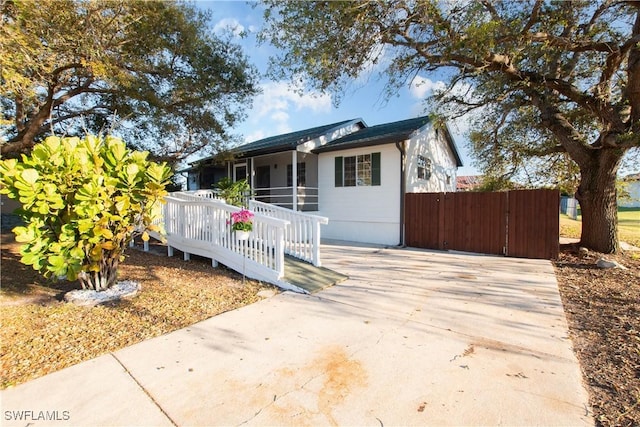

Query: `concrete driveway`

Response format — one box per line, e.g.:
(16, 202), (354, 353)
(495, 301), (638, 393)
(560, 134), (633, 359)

(1, 242), (592, 426)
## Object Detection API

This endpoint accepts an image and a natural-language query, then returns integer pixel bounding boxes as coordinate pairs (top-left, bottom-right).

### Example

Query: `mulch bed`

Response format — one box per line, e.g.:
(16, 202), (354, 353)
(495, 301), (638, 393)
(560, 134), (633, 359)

(554, 246), (640, 426)
(0, 232), (277, 389)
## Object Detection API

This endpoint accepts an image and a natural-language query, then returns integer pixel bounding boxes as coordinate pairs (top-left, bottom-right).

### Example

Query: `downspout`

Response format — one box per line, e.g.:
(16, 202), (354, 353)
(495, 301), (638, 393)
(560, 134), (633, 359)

(396, 140), (407, 247)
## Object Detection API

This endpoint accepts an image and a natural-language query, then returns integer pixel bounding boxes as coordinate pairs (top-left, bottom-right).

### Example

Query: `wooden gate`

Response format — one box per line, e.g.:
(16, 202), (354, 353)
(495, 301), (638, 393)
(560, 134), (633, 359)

(405, 189), (559, 259)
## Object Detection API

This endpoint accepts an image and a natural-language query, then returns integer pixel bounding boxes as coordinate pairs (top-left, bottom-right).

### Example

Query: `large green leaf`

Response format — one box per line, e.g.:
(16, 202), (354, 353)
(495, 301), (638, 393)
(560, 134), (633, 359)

(0, 134), (172, 290)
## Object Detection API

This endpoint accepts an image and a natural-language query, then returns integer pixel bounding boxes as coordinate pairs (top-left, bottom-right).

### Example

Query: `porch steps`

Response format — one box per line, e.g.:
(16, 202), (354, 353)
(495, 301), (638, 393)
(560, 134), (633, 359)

(282, 256), (348, 294)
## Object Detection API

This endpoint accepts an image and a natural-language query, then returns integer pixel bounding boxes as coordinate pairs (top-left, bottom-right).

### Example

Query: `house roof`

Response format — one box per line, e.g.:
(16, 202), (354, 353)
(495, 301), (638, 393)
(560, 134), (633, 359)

(312, 115), (463, 167)
(456, 175), (483, 191)
(232, 119), (361, 158)
(188, 115), (463, 168)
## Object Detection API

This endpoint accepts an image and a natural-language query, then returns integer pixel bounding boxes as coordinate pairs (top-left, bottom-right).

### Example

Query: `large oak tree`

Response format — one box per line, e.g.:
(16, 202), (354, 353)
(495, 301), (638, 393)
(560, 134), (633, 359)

(1, 0), (258, 162)
(260, 0), (640, 253)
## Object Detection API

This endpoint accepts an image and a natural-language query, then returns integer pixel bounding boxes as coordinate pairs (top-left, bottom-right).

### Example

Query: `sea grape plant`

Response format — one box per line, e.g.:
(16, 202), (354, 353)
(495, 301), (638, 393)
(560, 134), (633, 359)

(0, 134), (172, 291)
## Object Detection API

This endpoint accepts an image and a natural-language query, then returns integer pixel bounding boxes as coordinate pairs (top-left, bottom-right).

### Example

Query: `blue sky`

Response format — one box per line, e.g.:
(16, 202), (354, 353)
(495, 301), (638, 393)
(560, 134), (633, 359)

(199, 1), (480, 176)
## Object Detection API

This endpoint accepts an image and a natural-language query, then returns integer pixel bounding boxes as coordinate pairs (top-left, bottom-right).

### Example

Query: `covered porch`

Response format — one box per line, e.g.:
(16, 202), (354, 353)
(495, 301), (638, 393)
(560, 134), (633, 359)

(237, 150), (319, 212)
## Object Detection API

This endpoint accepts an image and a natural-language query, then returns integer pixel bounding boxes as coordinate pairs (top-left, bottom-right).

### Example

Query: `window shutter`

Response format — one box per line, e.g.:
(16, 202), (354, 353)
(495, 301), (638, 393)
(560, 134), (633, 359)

(335, 156), (343, 187)
(372, 152), (381, 186)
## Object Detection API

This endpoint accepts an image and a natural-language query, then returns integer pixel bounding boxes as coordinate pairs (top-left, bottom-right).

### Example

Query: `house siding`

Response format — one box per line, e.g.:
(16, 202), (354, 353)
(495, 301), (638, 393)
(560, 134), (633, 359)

(318, 144), (401, 245)
(405, 126), (458, 193)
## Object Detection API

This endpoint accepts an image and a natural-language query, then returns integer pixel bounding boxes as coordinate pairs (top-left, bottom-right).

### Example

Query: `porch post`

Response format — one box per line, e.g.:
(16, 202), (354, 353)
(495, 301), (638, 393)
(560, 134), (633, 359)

(292, 150), (298, 211)
(249, 157), (254, 205)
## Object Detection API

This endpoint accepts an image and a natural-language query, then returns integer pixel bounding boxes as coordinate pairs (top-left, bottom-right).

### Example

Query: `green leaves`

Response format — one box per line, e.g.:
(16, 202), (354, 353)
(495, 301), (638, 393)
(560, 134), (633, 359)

(20, 169), (39, 185)
(0, 134), (172, 290)
(1, 0), (258, 161)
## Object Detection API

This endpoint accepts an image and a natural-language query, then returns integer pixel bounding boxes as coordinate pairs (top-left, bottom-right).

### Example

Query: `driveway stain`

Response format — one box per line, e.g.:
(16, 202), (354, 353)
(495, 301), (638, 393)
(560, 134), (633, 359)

(316, 346), (368, 426)
(236, 346), (368, 426)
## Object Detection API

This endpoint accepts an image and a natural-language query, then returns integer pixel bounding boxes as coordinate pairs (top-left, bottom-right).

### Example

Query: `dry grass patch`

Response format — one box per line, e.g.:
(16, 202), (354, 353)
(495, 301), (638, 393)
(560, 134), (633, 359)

(1, 232), (277, 389)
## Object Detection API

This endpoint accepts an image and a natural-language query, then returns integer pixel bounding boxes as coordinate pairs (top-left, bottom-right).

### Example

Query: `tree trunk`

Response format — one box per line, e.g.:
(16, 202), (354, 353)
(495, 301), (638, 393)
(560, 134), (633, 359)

(2, 94), (54, 157)
(78, 257), (120, 291)
(575, 150), (622, 253)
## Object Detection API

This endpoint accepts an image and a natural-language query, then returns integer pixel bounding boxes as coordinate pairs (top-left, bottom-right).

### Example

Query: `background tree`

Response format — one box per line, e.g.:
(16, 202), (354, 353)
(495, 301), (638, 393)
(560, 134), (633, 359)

(0, 134), (172, 291)
(260, 0), (640, 253)
(1, 0), (258, 162)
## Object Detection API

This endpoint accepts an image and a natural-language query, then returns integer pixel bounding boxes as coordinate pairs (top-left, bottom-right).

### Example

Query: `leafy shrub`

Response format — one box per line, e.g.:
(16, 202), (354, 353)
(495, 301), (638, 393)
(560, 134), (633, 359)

(0, 135), (171, 291)
(215, 177), (251, 207)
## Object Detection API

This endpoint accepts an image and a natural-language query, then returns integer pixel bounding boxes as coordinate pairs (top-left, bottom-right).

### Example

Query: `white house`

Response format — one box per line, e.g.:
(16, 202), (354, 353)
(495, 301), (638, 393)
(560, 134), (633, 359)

(620, 173), (640, 208)
(184, 115), (463, 246)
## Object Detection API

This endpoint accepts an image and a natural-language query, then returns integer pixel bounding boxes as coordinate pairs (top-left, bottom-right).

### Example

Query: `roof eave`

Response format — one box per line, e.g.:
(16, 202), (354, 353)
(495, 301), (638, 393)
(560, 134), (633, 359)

(312, 136), (403, 154)
(441, 123), (464, 167)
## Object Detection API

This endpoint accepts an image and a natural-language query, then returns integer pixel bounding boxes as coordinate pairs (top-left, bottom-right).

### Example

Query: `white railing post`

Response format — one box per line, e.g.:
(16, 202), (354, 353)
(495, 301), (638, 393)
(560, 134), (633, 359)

(248, 199), (327, 266)
(313, 218), (322, 266)
(161, 193), (289, 284)
(275, 226), (286, 277)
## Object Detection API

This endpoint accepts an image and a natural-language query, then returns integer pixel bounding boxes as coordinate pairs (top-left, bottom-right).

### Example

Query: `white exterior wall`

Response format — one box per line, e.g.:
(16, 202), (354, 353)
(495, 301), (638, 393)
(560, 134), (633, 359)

(405, 126), (458, 193)
(318, 144), (401, 245)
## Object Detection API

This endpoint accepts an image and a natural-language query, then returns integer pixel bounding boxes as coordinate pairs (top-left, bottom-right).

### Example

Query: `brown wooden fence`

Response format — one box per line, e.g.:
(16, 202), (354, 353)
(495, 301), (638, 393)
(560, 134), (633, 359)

(405, 189), (559, 259)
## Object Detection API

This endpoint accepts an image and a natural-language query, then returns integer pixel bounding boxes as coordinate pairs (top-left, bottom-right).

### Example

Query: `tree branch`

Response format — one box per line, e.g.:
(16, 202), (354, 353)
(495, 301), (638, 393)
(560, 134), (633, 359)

(528, 92), (592, 168)
(521, 0), (542, 35)
(528, 32), (618, 53)
(626, 7), (640, 124)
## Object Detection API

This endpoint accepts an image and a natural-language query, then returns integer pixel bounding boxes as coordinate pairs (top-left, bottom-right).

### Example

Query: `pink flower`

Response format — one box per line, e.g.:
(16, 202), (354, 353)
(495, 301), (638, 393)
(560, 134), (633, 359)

(230, 209), (254, 232)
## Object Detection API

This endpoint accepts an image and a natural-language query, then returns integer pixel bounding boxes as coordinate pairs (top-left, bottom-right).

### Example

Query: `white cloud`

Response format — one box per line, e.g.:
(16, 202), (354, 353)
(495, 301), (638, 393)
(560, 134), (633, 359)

(245, 130), (265, 143)
(255, 81), (332, 116)
(212, 18), (245, 37)
(241, 80), (333, 143)
(247, 81), (327, 123)
(270, 111), (289, 122)
(275, 122), (292, 134)
(409, 76), (446, 99)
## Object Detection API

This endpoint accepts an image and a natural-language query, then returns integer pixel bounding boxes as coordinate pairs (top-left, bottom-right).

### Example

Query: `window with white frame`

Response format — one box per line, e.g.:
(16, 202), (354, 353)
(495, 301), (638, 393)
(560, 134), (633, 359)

(417, 155), (432, 180)
(335, 152), (381, 187)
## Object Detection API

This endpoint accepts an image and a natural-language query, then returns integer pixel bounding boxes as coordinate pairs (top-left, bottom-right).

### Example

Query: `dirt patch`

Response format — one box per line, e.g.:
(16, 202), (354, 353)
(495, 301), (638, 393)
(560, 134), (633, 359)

(554, 245), (640, 426)
(316, 346), (367, 426)
(0, 232), (277, 389)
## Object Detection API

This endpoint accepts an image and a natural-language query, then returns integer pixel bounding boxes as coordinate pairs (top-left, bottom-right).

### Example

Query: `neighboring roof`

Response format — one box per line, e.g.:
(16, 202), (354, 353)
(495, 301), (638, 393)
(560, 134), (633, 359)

(457, 175), (483, 191)
(232, 119), (361, 158)
(623, 172), (640, 181)
(312, 115), (463, 167)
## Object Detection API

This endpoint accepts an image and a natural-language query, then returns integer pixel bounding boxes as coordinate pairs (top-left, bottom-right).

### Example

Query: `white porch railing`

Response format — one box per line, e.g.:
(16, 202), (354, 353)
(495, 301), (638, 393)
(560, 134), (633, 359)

(249, 200), (328, 267)
(170, 189), (221, 201)
(253, 186), (319, 211)
(156, 195), (290, 285)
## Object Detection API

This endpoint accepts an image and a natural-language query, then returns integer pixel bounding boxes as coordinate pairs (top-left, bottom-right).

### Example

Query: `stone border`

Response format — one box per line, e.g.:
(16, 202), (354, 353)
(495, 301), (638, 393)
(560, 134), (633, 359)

(64, 281), (141, 306)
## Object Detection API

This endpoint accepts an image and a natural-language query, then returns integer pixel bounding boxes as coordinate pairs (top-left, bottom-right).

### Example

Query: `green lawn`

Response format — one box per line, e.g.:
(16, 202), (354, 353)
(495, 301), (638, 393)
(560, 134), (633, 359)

(560, 207), (640, 247)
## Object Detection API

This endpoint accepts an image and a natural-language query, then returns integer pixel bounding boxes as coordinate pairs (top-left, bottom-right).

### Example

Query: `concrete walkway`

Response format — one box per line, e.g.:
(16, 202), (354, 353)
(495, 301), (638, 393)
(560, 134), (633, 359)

(1, 243), (592, 426)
